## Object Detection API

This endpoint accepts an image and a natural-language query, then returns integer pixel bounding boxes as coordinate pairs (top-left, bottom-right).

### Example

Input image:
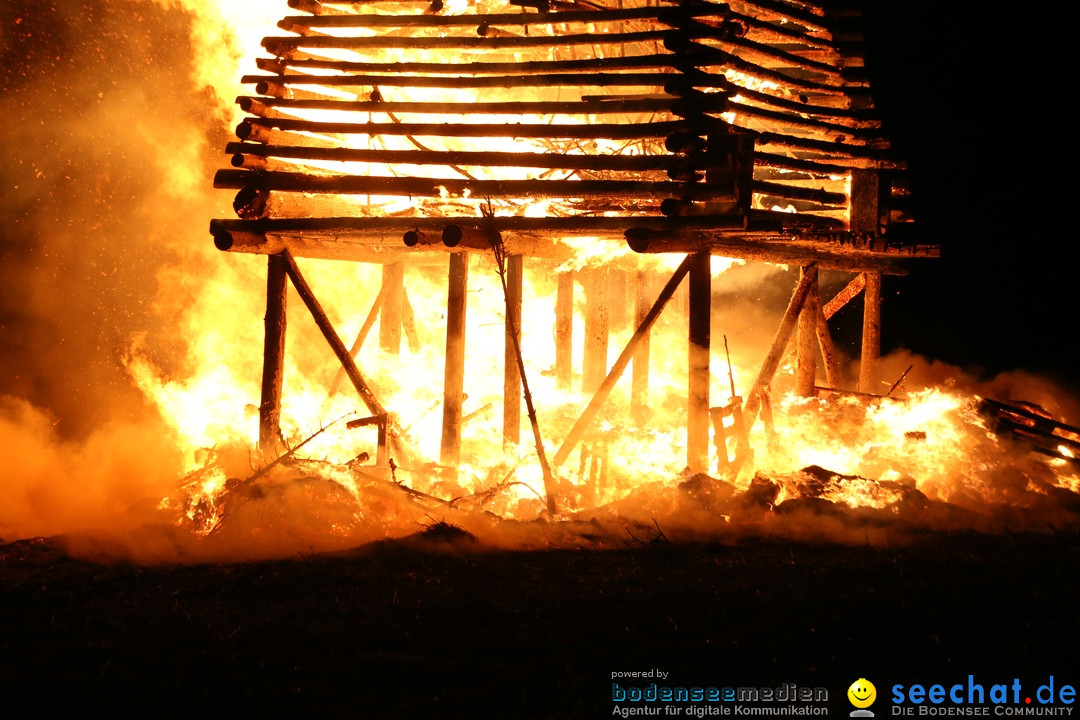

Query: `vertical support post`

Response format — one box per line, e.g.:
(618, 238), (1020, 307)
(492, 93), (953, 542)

(583, 268), (610, 394)
(259, 254), (288, 453)
(814, 299), (841, 389)
(608, 268), (629, 333)
(687, 251), (711, 474)
(795, 265), (819, 397)
(850, 169), (882, 233)
(555, 271), (574, 391)
(441, 254), (469, 467)
(631, 269), (652, 420)
(379, 262), (404, 355)
(859, 271), (882, 394)
(503, 254), (523, 448)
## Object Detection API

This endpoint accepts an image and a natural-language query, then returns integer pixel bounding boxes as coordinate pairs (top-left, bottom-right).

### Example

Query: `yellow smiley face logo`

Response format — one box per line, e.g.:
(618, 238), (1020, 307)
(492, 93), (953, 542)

(848, 679), (877, 708)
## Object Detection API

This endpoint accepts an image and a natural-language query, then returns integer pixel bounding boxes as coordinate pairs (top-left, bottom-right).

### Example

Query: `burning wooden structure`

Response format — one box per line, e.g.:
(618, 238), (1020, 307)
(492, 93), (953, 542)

(209, 0), (938, 509)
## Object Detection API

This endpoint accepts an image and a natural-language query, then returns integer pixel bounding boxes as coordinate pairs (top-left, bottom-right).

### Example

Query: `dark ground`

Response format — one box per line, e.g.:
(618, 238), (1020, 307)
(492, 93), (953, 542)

(1, 532), (1077, 718)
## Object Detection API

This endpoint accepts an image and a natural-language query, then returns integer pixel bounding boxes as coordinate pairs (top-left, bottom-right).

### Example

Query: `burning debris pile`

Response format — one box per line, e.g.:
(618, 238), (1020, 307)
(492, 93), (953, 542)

(155, 385), (1080, 556)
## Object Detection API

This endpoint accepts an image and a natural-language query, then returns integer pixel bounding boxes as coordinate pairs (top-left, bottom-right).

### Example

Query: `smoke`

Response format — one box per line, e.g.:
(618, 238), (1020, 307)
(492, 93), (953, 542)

(0, 394), (184, 540)
(0, 0), (259, 547)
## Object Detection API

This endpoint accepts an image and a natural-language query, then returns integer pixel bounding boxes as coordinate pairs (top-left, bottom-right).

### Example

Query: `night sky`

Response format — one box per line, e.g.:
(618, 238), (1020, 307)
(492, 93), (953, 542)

(859, 3), (1074, 385)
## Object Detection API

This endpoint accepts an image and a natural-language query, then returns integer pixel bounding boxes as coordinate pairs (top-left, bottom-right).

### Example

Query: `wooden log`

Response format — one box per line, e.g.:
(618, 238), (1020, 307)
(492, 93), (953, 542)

(625, 228), (917, 275)
(583, 268), (610, 395)
(214, 228), (446, 266)
(754, 130), (897, 164)
(226, 141), (729, 174)
(440, 253), (469, 467)
(751, 180), (848, 206)
(249, 71), (730, 91)
(503, 254), (523, 449)
(859, 271), (882, 394)
(555, 272), (573, 391)
(743, 267), (816, 423)
(231, 117), (722, 142)
(379, 263), (404, 355)
(814, 291), (840, 388)
(663, 40), (845, 95)
(849, 168), (882, 232)
(327, 284), (384, 398)
(687, 251), (712, 473)
(822, 272), (866, 318)
(254, 54), (733, 81)
(734, 0), (829, 34)
(608, 269), (629, 333)
(219, 173), (737, 203)
(551, 254), (694, 468)
(402, 229), (442, 247)
(263, 28), (681, 55)
(236, 94), (728, 120)
(401, 285), (421, 353)
(756, 150), (897, 176)
(440, 225), (558, 258)
(281, 251), (388, 418)
(259, 255), (288, 454)
(795, 264), (818, 397)
(630, 269), (653, 420)
(278, 4), (728, 30)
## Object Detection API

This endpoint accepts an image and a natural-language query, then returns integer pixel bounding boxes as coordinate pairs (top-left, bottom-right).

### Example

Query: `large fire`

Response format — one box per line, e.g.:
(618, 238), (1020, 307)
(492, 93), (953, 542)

(2, 0), (1078, 561)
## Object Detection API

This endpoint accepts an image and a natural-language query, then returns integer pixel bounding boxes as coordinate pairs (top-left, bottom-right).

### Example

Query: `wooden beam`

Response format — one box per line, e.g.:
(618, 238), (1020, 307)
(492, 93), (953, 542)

(440, 253), (469, 467)
(281, 251), (387, 418)
(744, 267), (816, 423)
(795, 264), (818, 397)
(401, 285), (420, 353)
(814, 292), (841, 388)
(503, 254), (523, 449)
(859, 271), (882, 394)
(687, 251), (712, 473)
(259, 254), (288, 454)
(552, 254), (694, 468)
(327, 284), (384, 398)
(822, 272), (866, 318)
(555, 272), (573, 391)
(379, 263), (403, 355)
